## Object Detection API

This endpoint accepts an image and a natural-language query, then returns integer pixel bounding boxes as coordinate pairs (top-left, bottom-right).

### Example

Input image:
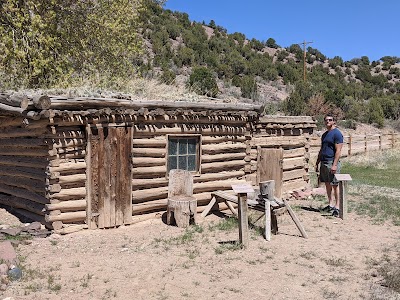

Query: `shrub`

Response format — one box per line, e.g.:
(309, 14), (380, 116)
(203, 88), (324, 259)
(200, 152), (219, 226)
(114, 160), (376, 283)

(159, 69), (176, 84)
(188, 67), (219, 97)
(240, 75), (258, 99)
(367, 99), (385, 127)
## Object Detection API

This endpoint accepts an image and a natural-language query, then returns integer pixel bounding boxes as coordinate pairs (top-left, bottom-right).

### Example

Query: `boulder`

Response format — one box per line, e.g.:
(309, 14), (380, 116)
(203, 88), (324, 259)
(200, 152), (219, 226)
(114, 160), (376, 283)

(0, 241), (18, 266)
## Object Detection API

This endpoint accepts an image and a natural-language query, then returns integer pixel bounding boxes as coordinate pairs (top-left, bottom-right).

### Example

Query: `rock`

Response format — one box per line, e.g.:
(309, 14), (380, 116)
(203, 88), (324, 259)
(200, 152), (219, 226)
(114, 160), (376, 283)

(8, 266), (22, 281)
(0, 264), (8, 275)
(0, 241), (18, 265)
(312, 187), (327, 196)
(0, 283), (8, 291)
(1, 274), (9, 284)
(49, 233), (62, 240)
(22, 222), (42, 232)
(31, 229), (51, 238)
(0, 227), (22, 236)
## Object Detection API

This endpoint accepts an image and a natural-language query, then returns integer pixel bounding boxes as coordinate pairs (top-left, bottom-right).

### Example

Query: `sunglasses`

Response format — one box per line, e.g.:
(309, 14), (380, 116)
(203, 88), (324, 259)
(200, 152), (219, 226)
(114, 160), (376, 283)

(325, 118), (333, 122)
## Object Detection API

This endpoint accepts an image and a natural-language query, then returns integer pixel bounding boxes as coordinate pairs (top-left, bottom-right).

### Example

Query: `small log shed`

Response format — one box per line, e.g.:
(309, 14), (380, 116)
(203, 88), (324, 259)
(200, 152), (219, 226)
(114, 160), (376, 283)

(0, 94), (316, 229)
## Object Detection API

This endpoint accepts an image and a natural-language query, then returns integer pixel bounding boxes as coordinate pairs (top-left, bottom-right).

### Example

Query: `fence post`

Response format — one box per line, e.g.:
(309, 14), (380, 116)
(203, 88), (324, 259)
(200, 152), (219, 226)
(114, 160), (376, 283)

(364, 133), (368, 154)
(379, 133), (382, 151)
(392, 132), (395, 149)
(348, 134), (352, 156)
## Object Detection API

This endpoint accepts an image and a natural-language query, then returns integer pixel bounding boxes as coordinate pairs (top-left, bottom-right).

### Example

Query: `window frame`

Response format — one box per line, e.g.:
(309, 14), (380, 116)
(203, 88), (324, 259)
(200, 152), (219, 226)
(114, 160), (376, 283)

(166, 134), (201, 176)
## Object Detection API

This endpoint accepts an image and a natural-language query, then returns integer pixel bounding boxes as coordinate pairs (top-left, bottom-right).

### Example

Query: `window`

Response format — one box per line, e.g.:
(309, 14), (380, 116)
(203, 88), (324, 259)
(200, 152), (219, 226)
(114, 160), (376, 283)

(167, 136), (200, 173)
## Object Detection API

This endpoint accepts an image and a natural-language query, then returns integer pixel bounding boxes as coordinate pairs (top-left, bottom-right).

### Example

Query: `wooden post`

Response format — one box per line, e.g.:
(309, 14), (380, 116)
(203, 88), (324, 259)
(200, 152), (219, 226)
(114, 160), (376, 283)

(283, 200), (308, 239)
(237, 193), (249, 248)
(392, 132), (395, 149)
(364, 134), (368, 154)
(232, 183), (253, 248)
(348, 134), (352, 156)
(379, 133), (382, 151)
(259, 180), (275, 241)
(334, 174), (352, 220)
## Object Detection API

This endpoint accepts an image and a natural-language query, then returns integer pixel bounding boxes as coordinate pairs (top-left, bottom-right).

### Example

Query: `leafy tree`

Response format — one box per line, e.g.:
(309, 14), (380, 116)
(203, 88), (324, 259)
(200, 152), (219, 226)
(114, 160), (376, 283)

(287, 44), (302, 61)
(177, 46), (195, 66)
(307, 47), (326, 62)
(230, 32), (246, 47)
(188, 67), (219, 97)
(276, 50), (289, 62)
(240, 75), (258, 99)
(208, 20), (216, 29)
(367, 98), (385, 127)
(360, 56), (370, 66)
(160, 68), (176, 84)
(249, 38), (264, 52)
(266, 38), (279, 49)
(0, 0), (143, 87)
(329, 56), (344, 68)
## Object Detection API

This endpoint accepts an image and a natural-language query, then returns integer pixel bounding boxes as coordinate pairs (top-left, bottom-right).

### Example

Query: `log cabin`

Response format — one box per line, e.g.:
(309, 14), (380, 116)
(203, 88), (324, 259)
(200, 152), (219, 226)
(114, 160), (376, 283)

(0, 93), (316, 229)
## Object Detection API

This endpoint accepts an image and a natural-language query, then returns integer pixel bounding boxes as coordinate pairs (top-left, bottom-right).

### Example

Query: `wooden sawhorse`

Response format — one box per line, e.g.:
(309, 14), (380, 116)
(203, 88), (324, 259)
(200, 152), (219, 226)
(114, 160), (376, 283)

(201, 190), (308, 240)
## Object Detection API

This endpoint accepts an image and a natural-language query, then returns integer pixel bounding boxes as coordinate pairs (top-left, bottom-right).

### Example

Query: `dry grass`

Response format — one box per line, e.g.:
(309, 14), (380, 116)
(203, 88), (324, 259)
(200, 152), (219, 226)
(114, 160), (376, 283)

(8, 77), (230, 104)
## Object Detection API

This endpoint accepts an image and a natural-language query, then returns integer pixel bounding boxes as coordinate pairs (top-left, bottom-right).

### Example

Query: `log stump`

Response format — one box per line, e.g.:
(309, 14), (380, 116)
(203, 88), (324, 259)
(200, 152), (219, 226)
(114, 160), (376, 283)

(166, 169), (197, 228)
(166, 195), (197, 228)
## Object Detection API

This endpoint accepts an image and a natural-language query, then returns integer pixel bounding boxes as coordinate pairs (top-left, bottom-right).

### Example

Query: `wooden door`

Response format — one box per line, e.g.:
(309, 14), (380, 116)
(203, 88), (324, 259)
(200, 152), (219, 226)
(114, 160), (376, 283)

(257, 148), (283, 198)
(87, 125), (133, 228)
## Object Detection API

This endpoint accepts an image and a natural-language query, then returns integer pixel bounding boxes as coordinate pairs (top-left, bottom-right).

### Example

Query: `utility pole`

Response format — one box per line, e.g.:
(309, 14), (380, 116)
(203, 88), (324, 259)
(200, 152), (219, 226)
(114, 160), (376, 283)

(298, 40), (313, 81)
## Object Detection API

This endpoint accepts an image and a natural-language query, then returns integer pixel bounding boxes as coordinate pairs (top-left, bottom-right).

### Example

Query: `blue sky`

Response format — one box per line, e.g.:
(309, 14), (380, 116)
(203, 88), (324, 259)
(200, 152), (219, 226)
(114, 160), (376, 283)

(164, 0), (399, 62)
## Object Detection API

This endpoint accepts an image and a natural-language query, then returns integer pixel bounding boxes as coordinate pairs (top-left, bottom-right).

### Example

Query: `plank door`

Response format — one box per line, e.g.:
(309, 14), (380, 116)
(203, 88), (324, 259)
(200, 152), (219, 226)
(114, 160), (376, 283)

(87, 125), (133, 228)
(257, 148), (283, 198)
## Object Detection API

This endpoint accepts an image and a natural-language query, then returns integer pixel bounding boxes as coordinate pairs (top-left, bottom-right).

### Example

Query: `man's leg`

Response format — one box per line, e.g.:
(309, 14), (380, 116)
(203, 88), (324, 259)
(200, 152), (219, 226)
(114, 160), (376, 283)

(332, 185), (339, 209)
(324, 182), (335, 207)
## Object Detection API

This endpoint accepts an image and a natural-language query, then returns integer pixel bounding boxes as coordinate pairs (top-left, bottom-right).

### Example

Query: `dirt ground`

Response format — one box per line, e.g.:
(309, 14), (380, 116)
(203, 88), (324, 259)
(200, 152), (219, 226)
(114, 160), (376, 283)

(1, 193), (399, 300)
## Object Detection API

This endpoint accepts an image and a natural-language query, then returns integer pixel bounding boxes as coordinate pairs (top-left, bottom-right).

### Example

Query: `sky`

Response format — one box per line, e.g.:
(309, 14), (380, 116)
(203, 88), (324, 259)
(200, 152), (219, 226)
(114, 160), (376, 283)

(164, 0), (399, 62)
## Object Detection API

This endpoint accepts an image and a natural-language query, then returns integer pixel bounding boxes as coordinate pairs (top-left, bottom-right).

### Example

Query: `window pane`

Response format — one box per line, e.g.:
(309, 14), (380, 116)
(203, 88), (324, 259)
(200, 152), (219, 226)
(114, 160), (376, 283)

(168, 139), (177, 155)
(178, 139), (187, 154)
(178, 156), (187, 170)
(187, 155), (196, 171)
(169, 156), (177, 171)
(188, 139), (197, 154)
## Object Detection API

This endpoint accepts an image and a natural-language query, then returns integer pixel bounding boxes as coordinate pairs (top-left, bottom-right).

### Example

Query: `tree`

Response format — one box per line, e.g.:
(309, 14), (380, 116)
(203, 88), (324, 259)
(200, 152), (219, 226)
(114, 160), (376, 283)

(249, 38), (264, 52)
(329, 56), (344, 69)
(0, 0), (144, 87)
(367, 99), (385, 127)
(240, 75), (258, 99)
(188, 67), (219, 97)
(266, 38), (279, 49)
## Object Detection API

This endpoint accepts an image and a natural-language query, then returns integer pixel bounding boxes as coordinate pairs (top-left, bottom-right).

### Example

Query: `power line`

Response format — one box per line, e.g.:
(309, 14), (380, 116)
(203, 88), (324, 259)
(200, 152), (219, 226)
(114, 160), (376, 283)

(298, 40), (313, 81)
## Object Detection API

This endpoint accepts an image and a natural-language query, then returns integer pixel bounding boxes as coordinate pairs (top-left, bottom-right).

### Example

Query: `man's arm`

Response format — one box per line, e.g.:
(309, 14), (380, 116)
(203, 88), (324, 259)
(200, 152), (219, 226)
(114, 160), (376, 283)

(331, 143), (343, 173)
(315, 149), (322, 172)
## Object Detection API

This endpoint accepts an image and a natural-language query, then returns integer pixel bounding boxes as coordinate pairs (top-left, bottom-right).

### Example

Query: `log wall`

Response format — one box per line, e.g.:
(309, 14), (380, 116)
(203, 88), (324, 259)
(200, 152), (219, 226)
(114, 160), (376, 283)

(249, 116), (316, 196)
(0, 107), (318, 227)
(0, 117), (50, 225)
(44, 125), (87, 227)
(131, 120), (249, 215)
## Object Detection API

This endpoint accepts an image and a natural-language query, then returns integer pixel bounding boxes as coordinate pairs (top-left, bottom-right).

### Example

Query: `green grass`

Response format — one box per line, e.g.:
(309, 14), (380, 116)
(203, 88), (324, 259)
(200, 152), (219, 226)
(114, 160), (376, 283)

(342, 164), (400, 189)
(342, 150), (400, 189)
(341, 150), (400, 225)
(349, 195), (400, 226)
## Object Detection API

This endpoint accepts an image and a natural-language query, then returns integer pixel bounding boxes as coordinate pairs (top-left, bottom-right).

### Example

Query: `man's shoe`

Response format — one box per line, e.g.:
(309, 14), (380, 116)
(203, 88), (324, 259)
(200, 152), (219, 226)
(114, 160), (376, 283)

(321, 205), (334, 213)
(332, 208), (340, 217)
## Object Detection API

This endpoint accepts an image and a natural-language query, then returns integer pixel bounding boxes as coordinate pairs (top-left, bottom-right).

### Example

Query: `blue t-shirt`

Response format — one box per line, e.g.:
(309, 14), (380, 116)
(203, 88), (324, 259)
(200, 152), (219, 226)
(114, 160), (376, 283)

(320, 128), (343, 161)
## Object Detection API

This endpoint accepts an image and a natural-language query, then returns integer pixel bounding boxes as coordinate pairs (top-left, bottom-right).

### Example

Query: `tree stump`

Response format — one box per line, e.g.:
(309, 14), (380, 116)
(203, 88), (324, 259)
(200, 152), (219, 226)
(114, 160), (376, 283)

(166, 195), (197, 228)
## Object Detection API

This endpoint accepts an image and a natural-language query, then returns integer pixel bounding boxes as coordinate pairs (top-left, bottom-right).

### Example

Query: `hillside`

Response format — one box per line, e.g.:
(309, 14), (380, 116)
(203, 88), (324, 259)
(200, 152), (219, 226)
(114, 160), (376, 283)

(1, 0), (399, 128)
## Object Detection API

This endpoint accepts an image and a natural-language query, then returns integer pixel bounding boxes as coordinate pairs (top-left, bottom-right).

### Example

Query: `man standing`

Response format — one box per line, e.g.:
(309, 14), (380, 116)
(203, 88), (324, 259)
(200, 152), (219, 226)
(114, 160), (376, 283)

(315, 114), (343, 217)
